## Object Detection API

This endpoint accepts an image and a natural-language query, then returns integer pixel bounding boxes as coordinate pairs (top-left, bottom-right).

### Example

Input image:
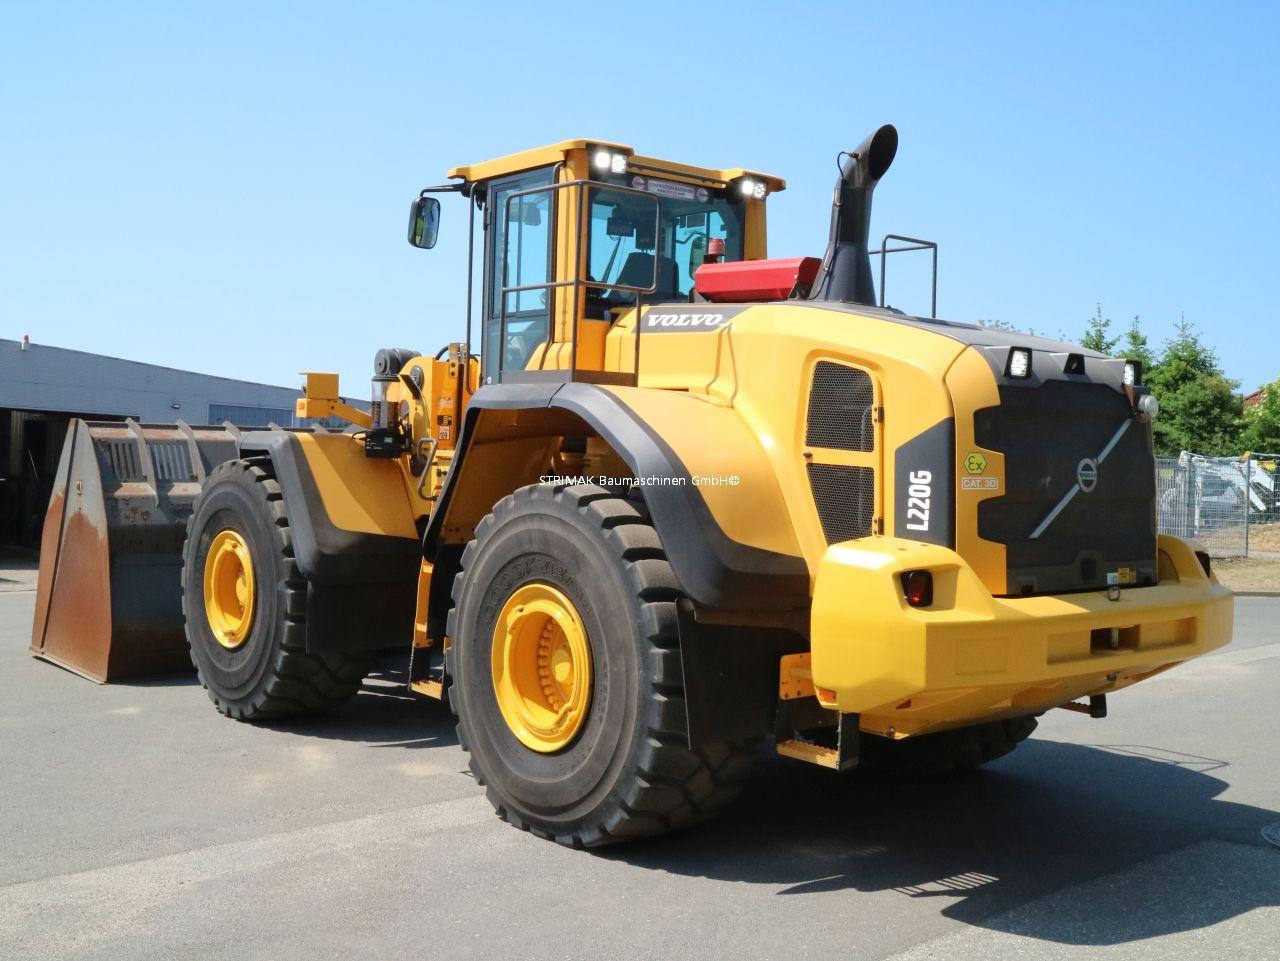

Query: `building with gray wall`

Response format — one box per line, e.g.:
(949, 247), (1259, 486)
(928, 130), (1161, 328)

(1, 337), (364, 547)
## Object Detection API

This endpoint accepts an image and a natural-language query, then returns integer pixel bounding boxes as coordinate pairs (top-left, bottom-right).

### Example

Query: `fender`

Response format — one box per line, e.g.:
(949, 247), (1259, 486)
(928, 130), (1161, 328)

(424, 382), (810, 612)
(237, 430), (419, 653)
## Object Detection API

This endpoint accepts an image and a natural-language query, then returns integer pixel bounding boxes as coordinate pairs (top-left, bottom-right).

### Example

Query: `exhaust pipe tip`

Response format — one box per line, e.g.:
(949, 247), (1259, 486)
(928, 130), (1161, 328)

(846, 124), (898, 185)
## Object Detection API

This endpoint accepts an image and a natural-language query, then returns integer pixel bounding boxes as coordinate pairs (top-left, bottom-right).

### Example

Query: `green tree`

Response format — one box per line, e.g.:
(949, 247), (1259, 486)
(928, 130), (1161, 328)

(1239, 378), (1280, 453)
(1080, 303), (1119, 354)
(978, 318), (1040, 336)
(978, 318), (1018, 331)
(1119, 314), (1158, 371)
(1146, 319), (1243, 455)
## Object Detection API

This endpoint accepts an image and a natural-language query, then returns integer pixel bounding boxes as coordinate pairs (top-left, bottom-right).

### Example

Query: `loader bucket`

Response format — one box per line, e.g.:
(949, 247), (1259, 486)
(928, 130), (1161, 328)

(30, 418), (242, 682)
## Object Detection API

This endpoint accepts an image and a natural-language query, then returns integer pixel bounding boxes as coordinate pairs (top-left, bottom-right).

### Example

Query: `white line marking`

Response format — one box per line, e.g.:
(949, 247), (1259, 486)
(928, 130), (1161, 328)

(1096, 418), (1133, 464)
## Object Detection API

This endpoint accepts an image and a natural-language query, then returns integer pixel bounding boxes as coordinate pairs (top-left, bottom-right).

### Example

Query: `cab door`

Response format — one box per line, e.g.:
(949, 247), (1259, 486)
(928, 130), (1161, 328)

(481, 167), (555, 384)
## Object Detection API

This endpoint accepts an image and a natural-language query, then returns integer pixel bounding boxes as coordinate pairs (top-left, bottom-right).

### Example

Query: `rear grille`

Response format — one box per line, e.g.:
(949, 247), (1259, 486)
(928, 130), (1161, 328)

(976, 379), (1156, 593)
(806, 361), (874, 451)
(808, 463), (875, 544)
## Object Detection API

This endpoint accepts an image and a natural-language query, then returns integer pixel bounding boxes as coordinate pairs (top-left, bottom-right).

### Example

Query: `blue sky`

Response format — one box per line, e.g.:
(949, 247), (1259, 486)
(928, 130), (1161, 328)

(3, 1), (1276, 395)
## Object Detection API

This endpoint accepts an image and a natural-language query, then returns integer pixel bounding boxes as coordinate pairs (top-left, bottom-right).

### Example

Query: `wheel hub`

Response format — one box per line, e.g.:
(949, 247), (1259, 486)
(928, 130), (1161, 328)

(204, 529), (256, 649)
(491, 582), (592, 753)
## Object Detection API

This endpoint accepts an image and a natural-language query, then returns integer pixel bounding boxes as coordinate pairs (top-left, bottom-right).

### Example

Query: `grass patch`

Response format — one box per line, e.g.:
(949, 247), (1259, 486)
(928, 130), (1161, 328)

(1212, 555), (1280, 593)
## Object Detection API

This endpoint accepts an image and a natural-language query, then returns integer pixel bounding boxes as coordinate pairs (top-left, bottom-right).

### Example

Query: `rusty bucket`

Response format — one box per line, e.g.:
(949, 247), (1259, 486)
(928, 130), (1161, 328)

(30, 419), (241, 682)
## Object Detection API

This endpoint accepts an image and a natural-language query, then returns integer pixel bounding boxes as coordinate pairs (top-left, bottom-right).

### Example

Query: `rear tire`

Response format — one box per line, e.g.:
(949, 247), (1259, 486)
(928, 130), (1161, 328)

(857, 716), (1038, 777)
(181, 457), (369, 721)
(447, 482), (755, 847)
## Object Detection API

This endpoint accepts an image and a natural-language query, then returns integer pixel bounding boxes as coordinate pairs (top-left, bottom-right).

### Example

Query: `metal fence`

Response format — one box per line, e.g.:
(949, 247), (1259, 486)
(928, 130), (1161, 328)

(1156, 452), (1280, 557)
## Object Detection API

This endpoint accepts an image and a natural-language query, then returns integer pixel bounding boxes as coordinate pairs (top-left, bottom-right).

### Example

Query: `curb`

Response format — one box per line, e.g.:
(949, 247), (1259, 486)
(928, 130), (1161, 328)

(1232, 590), (1280, 597)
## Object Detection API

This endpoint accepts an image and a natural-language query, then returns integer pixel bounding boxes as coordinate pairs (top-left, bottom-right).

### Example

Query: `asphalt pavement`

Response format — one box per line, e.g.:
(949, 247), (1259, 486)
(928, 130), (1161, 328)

(1, 585), (1276, 960)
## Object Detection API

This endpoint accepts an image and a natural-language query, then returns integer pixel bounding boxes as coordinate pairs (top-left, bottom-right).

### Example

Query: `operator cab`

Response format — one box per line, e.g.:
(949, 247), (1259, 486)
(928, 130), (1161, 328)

(409, 139), (782, 386)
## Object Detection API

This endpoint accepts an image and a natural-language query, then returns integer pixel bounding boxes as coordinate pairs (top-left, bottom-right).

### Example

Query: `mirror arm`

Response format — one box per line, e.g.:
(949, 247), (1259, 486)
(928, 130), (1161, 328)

(417, 182), (467, 196)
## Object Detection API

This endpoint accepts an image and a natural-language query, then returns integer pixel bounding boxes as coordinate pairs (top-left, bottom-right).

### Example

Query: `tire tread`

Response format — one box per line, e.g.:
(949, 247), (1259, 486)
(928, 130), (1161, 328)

(446, 482), (755, 847)
(182, 458), (369, 721)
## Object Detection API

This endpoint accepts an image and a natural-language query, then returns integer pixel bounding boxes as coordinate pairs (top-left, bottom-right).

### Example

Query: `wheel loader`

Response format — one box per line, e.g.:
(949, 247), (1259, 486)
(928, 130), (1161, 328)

(31, 125), (1234, 846)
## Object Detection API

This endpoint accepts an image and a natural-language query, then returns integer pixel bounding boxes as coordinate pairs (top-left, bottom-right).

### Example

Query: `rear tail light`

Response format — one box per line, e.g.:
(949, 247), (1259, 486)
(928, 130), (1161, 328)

(901, 570), (934, 607)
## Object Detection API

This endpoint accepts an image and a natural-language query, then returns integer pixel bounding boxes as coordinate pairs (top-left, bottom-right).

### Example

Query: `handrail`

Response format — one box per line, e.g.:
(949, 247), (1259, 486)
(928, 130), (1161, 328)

(415, 437), (440, 500)
(873, 233), (938, 318)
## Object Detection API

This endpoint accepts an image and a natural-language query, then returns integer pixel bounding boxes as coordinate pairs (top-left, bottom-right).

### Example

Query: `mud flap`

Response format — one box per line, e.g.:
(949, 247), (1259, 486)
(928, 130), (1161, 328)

(676, 600), (807, 750)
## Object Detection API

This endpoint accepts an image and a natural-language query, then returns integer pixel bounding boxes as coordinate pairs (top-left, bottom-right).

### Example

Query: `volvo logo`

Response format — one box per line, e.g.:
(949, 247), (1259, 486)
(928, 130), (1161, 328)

(1077, 458), (1098, 493)
(1030, 421), (1132, 540)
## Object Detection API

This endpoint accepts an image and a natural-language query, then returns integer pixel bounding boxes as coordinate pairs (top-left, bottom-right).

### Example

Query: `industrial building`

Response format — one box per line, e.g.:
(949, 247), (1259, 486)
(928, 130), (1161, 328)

(1, 336), (358, 548)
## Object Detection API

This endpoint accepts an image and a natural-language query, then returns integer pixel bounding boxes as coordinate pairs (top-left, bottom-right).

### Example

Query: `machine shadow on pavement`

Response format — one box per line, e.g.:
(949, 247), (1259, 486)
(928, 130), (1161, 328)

(600, 739), (1280, 948)
(209, 649), (1279, 949)
(257, 653), (459, 751)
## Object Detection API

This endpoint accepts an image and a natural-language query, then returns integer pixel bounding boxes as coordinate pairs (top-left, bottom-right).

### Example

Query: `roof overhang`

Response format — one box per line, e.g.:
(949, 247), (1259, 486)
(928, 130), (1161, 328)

(446, 138), (785, 192)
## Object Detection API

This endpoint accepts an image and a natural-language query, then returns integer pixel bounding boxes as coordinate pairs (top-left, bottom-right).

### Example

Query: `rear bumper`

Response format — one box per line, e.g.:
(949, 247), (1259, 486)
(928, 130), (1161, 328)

(810, 534), (1233, 737)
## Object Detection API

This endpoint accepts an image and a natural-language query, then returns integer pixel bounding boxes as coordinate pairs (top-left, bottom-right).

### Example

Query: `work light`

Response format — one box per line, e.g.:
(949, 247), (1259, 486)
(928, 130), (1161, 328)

(1006, 347), (1032, 379)
(737, 177), (766, 200)
(1123, 360), (1142, 386)
(593, 149), (627, 175)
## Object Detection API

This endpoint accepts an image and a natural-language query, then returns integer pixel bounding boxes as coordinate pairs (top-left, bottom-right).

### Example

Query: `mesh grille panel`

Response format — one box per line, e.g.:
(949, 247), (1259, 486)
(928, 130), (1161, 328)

(807, 464), (875, 544)
(806, 361), (874, 452)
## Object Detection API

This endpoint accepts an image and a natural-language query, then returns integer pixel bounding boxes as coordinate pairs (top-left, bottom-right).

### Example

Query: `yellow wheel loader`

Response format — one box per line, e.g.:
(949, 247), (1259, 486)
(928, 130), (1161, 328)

(31, 126), (1233, 846)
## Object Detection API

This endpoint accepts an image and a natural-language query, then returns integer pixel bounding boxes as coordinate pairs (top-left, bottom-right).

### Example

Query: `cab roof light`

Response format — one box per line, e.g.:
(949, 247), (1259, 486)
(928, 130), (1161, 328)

(1123, 360), (1143, 386)
(593, 148), (628, 175)
(733, 176), (767, 201)
(1006, 347), (1032, 379)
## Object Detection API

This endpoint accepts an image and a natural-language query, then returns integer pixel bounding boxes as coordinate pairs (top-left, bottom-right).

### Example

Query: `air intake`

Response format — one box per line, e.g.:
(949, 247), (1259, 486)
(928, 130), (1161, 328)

(806, 361), (875, 452)
(807, 464), (875, 544)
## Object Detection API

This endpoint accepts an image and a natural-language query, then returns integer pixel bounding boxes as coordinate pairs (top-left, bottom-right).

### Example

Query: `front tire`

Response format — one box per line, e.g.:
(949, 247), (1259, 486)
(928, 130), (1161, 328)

(447, 483), (755, 847)
(181, 457), (369, 720)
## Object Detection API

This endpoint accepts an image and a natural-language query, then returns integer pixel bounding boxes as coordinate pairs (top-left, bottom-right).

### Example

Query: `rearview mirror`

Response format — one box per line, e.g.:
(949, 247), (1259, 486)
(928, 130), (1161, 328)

(407, 195), (440, 249)
(606, 211), (636, 239)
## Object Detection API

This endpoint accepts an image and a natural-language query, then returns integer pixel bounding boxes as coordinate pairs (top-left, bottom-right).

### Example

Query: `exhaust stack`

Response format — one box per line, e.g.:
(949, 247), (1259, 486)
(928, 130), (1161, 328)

(810, 124), (898, 305)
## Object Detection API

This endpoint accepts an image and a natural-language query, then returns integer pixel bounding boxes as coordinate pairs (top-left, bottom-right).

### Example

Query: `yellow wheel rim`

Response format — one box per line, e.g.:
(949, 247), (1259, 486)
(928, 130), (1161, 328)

(491, 582), (592, 753)
(203, 530), (256, 650)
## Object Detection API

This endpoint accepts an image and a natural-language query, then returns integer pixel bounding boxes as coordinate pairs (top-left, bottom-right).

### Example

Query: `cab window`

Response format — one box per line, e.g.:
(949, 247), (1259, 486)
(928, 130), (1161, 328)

(672, 209), (736, 294)
(586, 176), (744, 311)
